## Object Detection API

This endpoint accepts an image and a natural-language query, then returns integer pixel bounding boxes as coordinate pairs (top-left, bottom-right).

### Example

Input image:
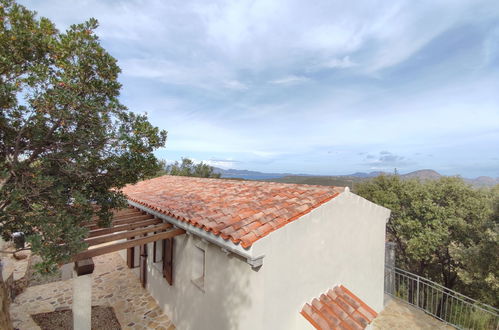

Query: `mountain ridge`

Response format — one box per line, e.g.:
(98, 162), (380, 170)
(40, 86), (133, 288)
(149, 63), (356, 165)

(213, 167), (499, 187)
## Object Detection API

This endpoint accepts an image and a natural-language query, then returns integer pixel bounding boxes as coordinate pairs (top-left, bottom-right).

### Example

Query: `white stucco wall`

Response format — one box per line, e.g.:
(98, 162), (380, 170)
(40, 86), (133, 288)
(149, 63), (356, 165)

(134, 190), (389, 330)
(252, 190), (390, 329)
(143, 233), (265, 330)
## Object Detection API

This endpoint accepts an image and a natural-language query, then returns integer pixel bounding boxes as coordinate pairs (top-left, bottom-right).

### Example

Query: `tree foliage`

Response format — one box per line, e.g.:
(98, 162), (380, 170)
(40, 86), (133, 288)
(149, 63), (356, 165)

(0, 0), (167, 271)
(452, 185), (499, 306)
(355, 176), (498, 306)
(163, 158), (221, 178)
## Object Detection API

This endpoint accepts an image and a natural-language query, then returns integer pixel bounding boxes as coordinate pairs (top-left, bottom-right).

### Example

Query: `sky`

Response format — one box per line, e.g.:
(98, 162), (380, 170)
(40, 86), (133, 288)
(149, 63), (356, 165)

(21, 0), (499, 177)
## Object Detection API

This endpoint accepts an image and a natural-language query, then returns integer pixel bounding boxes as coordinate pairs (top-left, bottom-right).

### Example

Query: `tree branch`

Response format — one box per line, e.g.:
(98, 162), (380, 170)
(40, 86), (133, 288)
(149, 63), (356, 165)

(0, 247), (31, 254)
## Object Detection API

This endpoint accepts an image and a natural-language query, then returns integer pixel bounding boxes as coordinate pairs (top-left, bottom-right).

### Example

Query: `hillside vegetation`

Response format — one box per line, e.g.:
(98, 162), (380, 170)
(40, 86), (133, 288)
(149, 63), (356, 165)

(356, 175), (499, 308)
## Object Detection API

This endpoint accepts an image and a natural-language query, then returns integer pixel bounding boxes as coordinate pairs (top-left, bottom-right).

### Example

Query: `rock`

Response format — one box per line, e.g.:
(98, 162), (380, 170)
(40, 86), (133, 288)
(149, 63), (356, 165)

(13, 251), (29, 260)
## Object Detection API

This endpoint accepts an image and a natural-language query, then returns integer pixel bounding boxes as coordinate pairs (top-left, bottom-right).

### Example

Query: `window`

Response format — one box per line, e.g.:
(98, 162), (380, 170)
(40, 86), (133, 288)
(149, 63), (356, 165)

(153, 238), (163, 263)
(153, 238), (174, 286)
(152, 236), (163, 274)
(192, 245), (205, 291)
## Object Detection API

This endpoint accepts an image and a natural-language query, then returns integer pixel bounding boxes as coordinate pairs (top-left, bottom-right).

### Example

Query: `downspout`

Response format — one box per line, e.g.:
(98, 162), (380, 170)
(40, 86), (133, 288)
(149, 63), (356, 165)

(127, 200), (265, 268)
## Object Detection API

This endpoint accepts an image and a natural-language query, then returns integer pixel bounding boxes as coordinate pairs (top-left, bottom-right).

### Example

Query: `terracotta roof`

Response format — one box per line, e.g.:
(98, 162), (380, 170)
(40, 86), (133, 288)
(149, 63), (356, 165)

(301, 285), (377, 330)
(122, 175), (344, 248)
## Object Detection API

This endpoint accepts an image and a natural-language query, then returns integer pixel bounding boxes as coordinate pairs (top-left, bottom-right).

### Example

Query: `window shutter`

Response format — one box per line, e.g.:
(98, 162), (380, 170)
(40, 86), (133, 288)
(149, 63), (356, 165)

(126, 237), (135, 268)
(162, 238), (174, 285)
(153, 232), (158, 262)
(139, 243), (147, 288)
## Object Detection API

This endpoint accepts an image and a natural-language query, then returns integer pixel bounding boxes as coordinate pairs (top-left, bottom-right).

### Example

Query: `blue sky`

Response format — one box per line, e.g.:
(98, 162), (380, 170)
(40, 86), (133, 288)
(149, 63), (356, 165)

(22, 0), (499, 177)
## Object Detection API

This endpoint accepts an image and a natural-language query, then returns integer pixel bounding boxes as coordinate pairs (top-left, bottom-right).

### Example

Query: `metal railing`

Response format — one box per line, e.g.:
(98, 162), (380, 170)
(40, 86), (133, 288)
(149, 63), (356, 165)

(385, 266), (499, 330)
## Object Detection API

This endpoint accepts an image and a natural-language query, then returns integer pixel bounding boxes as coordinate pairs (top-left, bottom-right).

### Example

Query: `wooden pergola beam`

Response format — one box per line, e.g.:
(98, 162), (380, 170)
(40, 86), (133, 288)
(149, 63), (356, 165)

(75, 228), (186, 261)
(85, 222), (172, 246)
(114, 208), (140, 214)
(88, 218), (162, 238)
(88, 211), (143, 223)
(89, 209), (141, 220)
(85, 214), (153, 230)
(114, 211), (146, 219)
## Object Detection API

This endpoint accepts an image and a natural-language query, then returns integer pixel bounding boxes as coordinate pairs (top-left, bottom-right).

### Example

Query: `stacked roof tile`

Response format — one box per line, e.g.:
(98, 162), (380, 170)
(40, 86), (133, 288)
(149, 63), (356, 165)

(122, 175), (344, 248)
(301, 285), (377, 330)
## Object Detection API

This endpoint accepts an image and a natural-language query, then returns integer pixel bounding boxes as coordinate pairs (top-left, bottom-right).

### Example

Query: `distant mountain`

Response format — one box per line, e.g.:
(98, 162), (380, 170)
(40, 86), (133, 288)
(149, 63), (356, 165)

(399, 170), (499, 187)
(213, 168), (296, 180)
(401, 169), (442, 180)
(347, 169), (442, 180)
(347, 171), (386, 178)
(214, 167), (499, 188)
(464, 176), (499, 187)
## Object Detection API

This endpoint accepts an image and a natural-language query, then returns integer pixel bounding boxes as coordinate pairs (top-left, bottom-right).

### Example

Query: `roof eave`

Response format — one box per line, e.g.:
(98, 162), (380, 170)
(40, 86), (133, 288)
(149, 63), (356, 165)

(127, 200), (265, 269)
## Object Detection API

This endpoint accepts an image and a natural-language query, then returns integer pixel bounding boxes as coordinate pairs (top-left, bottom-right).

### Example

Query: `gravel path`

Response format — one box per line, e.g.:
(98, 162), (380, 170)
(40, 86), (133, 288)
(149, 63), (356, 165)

(31, 306), (121, 330)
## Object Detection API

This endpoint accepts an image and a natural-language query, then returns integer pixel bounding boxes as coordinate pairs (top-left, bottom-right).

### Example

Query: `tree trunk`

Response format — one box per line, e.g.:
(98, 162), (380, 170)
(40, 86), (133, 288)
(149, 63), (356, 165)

(436, 291), (449, 320)
(0, 267), (13, 330)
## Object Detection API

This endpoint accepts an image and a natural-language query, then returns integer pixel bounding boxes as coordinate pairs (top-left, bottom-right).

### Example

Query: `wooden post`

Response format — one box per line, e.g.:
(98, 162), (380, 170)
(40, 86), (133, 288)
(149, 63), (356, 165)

(127, 237), (135, 268)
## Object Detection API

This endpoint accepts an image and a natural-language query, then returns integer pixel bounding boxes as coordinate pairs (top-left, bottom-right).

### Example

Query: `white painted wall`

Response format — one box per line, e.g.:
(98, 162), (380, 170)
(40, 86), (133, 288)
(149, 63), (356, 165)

(143, 233), (264, 330)
(136, 191), (389, 330)
(252, 191), (390, 330)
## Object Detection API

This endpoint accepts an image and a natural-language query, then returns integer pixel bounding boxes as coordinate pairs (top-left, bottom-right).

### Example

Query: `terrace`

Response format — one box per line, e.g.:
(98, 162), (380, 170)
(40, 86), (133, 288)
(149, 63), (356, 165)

(9, 252), (174, 329)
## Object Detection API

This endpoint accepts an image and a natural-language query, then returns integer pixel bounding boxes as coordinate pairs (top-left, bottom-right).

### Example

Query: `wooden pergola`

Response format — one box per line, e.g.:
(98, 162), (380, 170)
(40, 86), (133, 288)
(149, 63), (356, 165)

(68, 207), (186, 330)
(73, 207), (185, 276)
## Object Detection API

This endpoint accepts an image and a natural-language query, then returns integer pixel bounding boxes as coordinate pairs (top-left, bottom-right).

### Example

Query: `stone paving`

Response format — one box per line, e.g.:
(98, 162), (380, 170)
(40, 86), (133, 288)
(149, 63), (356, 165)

(10, 252), (175, 330)
(372, 295), (453, 329)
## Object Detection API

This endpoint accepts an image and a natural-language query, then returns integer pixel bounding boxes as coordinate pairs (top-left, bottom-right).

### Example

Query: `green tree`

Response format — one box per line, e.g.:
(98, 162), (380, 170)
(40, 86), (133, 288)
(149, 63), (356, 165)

(0, 0), (167, 272)
(165, 157), (221, 178)
(450, 185), (499, 306)
(150, 159), (168, 177)
(355, 175), (498, 306)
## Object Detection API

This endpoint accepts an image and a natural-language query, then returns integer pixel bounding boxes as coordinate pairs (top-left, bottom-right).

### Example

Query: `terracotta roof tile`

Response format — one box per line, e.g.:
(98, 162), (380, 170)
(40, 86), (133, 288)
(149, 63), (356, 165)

(301, 285), (377, 330)
(122, 175), (343, 248)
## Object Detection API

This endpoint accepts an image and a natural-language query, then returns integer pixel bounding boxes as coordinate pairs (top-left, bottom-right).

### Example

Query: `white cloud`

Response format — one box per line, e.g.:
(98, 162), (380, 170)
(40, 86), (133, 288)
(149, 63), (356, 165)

(482, 25), (499, 66)
(223, 80), (248, 90)
(322, 56), (356, 69)
(17, 0), (499, 177)
(168, 157), (237, 170)
(190, 0), (495, 73)
(24, 0), (499, 81)
(251, 151), (281, 158)
(269, 75), (311, 85)
(203, 159), (237, 169)
(120, 58), (245, 91)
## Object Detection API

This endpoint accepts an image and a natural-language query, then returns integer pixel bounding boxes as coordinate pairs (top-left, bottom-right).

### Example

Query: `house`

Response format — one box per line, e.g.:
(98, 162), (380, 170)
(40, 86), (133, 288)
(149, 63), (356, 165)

(121, 175), (390, 330)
